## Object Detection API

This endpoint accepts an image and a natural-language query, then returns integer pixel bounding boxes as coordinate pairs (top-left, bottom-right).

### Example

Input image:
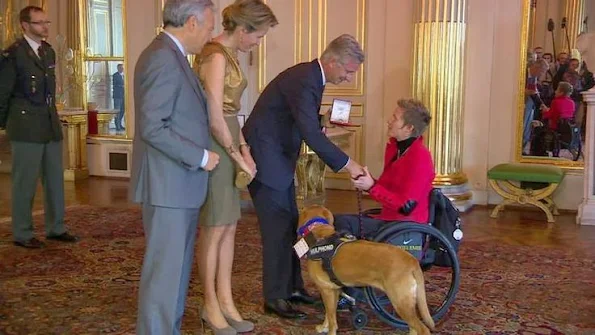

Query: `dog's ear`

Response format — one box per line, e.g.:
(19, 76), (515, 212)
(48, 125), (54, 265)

(297, 208), (306, 227)
(298, 205), (317, 227)
(322, 207), (334, 225)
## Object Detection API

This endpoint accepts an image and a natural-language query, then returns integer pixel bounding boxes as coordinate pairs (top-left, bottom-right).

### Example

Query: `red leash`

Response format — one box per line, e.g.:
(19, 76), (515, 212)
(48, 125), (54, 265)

(352, 172), (366, 240)
(357, 189), (364, 239)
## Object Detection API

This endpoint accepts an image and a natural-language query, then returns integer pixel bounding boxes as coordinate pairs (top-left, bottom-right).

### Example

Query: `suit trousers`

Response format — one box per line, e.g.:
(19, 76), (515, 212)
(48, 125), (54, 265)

(248, 179), (304, 301)
(113, 98), (125, 129)
(136, 204), (199, 335)
(11, 140), (65, 241)
(523, 97), (535, 149)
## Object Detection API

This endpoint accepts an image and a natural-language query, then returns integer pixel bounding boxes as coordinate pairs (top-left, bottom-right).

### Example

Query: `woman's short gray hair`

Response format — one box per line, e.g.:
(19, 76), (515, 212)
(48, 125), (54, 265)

(398, 99), (432, 137)
(557, 81), (573, 96)
(320, 34), (365, 64)
(163, 0), (215, 28)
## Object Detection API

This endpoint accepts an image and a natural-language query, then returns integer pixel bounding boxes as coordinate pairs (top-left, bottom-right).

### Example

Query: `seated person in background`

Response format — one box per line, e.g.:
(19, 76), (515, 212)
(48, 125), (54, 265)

(334, 98), (436, 239)
(540, 81), (575, 131)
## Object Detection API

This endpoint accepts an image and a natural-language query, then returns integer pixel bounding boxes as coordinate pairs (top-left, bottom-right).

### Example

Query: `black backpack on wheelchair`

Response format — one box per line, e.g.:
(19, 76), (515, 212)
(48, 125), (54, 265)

(424, 189), (463, 267)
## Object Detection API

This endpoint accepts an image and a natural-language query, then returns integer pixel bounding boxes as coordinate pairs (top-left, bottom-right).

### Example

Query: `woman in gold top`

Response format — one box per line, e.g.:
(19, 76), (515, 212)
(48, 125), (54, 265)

(193, 1), (277, 334)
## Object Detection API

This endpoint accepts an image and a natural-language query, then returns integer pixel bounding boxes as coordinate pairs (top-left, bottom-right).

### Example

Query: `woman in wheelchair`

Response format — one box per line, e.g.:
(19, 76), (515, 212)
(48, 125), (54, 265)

(540, 81), (575, 131)
(333, 98), (435, 309)
(334, 98), (435, 240)
(532, 81), (582, 159)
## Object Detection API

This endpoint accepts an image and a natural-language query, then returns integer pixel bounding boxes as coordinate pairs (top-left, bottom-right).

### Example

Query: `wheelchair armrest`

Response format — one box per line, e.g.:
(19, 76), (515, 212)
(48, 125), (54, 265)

(361, 208), (381, 216)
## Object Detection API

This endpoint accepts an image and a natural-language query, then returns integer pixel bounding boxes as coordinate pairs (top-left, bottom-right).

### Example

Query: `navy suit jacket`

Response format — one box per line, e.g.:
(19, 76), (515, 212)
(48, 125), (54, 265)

(243, 59), (349, 191)
(112, 72), (124, 99)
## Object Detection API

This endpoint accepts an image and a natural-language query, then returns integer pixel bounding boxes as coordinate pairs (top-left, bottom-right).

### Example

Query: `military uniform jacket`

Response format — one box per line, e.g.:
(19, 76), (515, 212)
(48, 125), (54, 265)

(0, 38), (63, 142)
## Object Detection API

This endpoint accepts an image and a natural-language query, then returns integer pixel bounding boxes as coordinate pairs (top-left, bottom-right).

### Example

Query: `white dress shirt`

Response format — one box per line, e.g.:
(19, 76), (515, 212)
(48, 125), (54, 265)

(23, 34), (41, 57)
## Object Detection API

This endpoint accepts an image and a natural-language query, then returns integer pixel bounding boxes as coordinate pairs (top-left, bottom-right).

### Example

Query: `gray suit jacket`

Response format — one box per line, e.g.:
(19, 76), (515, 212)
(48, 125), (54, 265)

(129, 33), (210, 209)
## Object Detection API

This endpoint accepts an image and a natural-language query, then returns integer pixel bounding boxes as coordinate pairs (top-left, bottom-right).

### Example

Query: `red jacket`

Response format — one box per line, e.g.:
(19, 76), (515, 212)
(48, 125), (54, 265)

(542, 96), (575, 131)
(368, 136), (435, 223)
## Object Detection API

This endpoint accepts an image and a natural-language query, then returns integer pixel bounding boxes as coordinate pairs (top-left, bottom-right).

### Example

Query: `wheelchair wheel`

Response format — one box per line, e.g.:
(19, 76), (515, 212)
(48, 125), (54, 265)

(364, 223), (460, 330)
(571, 140), (582, 161)
(350, 308), (368, 330)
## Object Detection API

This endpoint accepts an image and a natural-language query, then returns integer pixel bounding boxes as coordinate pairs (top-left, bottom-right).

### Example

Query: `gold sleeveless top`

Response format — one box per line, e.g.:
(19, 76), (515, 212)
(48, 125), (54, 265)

(193, 41), (248, 116)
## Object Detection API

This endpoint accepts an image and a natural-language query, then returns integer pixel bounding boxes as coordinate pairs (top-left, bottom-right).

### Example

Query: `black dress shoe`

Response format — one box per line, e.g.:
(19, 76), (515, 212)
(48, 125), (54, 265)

(46, 232), (79, 243)
(14, 238), (45, 249)
(264, 299), (307, 319)
(289, 289), (319, 305)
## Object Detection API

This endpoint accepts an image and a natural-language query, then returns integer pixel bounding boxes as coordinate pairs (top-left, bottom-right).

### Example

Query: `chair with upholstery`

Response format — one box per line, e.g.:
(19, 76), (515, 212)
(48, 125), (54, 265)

(487, 163), (565, 223)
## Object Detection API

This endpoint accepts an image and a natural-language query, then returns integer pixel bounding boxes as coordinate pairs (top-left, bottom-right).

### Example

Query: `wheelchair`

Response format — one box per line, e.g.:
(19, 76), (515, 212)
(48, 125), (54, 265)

(556, 118), (582, 161)
(339, 189), (461, 331)
(530, 119), (582, 161)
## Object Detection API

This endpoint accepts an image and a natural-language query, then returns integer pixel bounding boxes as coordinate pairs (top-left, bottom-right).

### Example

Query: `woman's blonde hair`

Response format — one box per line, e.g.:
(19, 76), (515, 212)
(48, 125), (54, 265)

(222, 0), (278, 33)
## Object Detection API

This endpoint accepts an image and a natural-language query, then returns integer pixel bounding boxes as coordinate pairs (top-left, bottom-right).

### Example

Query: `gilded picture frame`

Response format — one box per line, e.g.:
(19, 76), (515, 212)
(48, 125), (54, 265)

(514, 0), (585, 170)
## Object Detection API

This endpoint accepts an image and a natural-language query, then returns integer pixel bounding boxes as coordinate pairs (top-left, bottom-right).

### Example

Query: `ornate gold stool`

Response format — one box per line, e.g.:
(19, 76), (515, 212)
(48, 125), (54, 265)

(487, 163), (565, 223)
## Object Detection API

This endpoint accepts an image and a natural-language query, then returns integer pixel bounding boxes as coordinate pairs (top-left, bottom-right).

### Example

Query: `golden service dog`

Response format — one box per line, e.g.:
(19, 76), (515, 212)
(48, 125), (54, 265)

(297, 205), (434, 335)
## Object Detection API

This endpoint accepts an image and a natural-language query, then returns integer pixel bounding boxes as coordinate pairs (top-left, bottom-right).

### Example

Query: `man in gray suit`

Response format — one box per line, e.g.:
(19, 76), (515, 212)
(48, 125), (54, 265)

(129, 1), (218, 334)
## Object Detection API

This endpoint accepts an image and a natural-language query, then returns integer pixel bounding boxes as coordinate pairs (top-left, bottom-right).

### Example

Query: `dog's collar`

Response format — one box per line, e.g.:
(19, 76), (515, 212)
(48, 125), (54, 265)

(297, 217), (329, 237)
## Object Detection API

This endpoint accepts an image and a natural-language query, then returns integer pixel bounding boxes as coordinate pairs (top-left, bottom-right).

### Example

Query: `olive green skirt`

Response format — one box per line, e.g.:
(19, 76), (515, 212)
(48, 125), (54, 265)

(199, 115), (241, 226)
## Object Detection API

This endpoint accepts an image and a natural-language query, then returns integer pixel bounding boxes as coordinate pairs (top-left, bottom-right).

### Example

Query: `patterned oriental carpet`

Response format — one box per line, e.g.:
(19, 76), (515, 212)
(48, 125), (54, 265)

(1, 205), (595, 335)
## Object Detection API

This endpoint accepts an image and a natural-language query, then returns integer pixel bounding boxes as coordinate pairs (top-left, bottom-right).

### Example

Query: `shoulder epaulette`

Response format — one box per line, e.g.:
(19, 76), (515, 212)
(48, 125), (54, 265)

(1, 46), (15, 62)
(0, 40), (23, 64)
(3, 39), (22, 54)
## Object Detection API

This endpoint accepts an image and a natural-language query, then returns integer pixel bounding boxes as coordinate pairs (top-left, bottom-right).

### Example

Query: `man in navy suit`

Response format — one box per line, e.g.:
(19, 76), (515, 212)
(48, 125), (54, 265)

(243, 34), (365, 319)
(112, 63), (125, 131)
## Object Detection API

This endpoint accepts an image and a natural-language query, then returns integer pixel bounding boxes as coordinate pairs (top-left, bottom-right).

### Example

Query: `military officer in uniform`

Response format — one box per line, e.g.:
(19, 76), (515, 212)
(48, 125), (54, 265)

(0, 6), (78, 248)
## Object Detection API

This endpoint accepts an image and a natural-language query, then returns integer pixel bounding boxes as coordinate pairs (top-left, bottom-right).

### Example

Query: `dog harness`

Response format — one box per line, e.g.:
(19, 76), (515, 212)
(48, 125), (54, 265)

(296, 217), (357, 287)
(307, 232), (356, 287)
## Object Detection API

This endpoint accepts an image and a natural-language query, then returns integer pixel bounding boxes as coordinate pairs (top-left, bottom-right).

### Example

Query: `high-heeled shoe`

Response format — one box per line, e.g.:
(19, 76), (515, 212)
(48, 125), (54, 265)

(235, 170), (254, 189)
(222, 313), (255, 333)
(200, 309), (237, 335)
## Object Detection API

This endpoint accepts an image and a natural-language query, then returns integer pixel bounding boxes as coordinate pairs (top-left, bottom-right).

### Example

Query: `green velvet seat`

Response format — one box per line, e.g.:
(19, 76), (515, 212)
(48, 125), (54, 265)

(487, 163), (565, 223)
(487, 163), (564, 184)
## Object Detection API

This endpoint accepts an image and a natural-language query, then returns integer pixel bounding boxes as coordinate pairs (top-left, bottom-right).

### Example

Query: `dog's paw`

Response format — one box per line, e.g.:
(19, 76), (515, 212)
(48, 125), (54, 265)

(315, 324), (329, 334)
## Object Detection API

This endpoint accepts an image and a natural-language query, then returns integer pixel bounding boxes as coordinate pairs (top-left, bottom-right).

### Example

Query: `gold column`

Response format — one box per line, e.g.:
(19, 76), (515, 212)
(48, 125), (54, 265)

(59, 111), (89, 181)
(97, 112), (117, 135)
(562, 0), (586, 52)
(528, 0), (537, 50)
(412, 0), (472, 211)
(66, 0), (84, 108)
(1, 0), (15, 49)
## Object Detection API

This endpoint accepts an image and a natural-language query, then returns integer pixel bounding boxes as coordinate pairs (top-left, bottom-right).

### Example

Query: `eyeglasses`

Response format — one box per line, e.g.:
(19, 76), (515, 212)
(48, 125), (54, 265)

(29, 21), (51, 26)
